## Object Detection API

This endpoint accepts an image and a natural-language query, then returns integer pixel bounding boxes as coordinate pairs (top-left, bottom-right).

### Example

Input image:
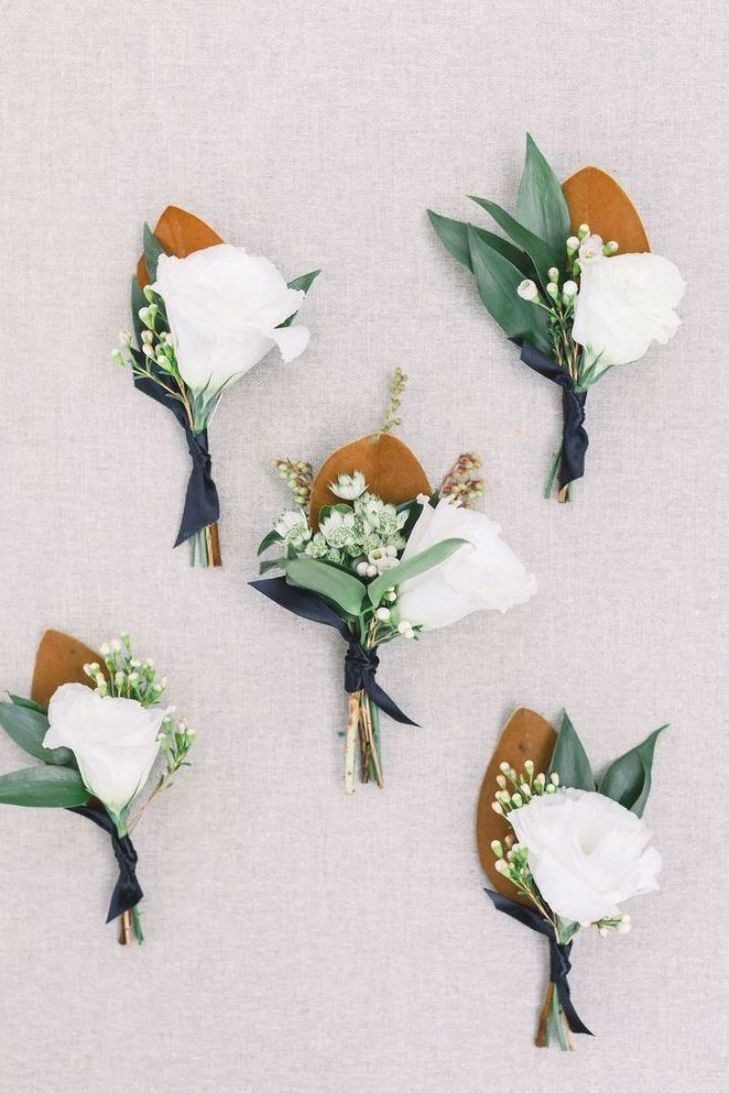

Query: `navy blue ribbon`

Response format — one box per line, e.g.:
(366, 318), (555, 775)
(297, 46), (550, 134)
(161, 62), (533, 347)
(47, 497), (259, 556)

(132, 349), (220, 546)
(485, 888), (593, 1036)
(513, 340), (588, 490)
(250, 577), (417, 725)
(70, 803), (143, 923)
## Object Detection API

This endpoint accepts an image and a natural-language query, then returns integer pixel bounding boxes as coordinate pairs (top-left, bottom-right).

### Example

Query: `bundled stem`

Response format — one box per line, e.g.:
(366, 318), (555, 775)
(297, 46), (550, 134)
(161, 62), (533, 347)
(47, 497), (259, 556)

(344, 690), (384, 793)
(189, 523), (222, 568)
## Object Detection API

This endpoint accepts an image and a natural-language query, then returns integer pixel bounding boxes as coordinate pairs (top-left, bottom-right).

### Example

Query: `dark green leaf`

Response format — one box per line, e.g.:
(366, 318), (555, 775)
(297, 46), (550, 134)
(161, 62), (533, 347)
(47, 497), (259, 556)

(0, 766), (90, 808)
(142, 222), (166, 284)
(279, 270), (321, 328)
(257, 529), (283, 556)
(467, 227), (550, 352)
(367, 538), (468, 607)
(284, 557), (366, 617)
(516, 134), (571, 256)
(469, 197), (559, 279)
(427, 210), (534, 277)
(0, 702), (76, 767)
(259, 557), (284, 575)
(599, 726), (668, 817)
(549, 712), (595, 790)
(8, 694), (47, 715)
(131, 276), (147, 348)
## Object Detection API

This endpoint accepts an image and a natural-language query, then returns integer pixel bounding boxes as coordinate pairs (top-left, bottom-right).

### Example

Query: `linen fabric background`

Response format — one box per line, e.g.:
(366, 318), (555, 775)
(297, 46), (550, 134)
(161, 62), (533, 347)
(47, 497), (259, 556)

(1, 2), (727, 1091)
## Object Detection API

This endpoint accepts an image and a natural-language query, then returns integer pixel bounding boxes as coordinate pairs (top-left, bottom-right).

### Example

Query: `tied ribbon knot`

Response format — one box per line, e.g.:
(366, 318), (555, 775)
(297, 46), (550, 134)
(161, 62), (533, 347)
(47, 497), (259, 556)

(512, 340), (589, 490)
(70, 803), (144, 923)
(485, 888), (593, 1037)
(132, 349), (220, 545)
(249, 577), (417, 725)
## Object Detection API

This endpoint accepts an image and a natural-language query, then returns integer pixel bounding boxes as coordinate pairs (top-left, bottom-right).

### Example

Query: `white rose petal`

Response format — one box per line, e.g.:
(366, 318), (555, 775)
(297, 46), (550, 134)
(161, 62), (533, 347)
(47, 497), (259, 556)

(509, 787), (662, 926)
(395, 498), (536, 630)
(572, 252), (685, 368)
(151, 244), (310, 398)
(43, 684), (165, 818)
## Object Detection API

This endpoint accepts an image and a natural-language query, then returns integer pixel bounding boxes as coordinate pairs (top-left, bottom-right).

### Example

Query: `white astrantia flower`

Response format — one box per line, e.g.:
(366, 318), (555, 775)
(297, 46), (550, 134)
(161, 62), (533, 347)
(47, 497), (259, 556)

(151, 244), (310, 398)
(274, 509), (311, 548)
(509, 787), (662, 927)
(572, 251), (685, 368)
(329, 471), (367, 501)
(43, 684), (167, 821)
(395, 498), (537, 630)
(319, 509), (357, 549)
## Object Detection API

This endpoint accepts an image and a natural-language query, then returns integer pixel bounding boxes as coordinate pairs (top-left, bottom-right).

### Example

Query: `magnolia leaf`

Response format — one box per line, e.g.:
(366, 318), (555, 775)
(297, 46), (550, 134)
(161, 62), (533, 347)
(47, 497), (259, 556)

(562, 166), (650, 254)
(142, 223), (167, 284)
(469, 197), (559, 278)
(427, 210), (534, 276)
(309, 434), (431, 527)
(367, 537), (468, 607)
(30, 630), (104, 709)
(467, 227), (550, 353)
(516, 134), (571, 255)
(0, 702), (75, 767)
(0, 766), (90, 808)
(476, 708), (557, 901)
(548, 712), (595, 790)
(598, 725), (667, 817)
(284, 557), (366, 618)
(136, 205), (224, 288)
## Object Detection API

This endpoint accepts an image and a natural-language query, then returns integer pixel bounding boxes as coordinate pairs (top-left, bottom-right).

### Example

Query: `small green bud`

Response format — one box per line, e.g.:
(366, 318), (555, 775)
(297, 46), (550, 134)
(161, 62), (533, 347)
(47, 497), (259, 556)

(490, 840), (503, 858)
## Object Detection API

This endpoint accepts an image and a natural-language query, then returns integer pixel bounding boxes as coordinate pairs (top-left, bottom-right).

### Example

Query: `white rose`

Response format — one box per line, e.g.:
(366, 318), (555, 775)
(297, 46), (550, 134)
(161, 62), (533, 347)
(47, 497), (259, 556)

(43, 683), (166, 820)
(572, 252), (685, 367)
(396, 498), (537, 630)
(509, 787), (662, 926)
(152, 244), (310, 397)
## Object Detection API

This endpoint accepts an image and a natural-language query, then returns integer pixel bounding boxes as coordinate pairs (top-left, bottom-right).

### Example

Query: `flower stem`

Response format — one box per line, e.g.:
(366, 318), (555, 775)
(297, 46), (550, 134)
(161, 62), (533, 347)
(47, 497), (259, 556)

(535, 981), (554, 1047)
(544, 446), (562, 500)
(118, 910), (133, 946)
(344, 691), (361, 794)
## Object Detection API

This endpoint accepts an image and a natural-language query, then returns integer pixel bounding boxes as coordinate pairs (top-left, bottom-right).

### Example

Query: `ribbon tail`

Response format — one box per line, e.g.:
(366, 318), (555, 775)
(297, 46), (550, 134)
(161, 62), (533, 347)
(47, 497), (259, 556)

(363, 677), (418, 726)
(174, 428), (220, 546)
(554, 979), (594, 1037)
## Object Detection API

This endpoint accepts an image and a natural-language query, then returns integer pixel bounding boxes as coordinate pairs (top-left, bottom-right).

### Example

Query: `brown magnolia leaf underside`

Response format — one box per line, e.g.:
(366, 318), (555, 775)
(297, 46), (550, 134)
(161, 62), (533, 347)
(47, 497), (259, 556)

(309, 433), (431, 527)
(136, 205), (224, 288)
(476, 707), (557, 901)
(562, 166), (650, 254)
(31, 630), (103, 708)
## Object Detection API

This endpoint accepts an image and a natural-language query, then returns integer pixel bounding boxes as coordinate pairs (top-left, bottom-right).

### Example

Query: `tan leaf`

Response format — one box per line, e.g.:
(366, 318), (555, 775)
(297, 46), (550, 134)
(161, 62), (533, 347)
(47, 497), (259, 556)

(476, 707), (557, 901)
(30, 630), (104, 708)
(562, 166), (650, 254)
(136, 205), (224, 288)
(309, 434), (431, 527)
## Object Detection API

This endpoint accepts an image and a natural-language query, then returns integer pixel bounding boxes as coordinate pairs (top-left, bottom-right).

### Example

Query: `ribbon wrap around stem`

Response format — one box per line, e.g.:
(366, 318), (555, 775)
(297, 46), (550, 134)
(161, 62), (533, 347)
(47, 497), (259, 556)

(132, 350), (220, 545)
(513, 340), (588, 490)
(485, 888), (593, 1037)
(69, 803), (143, 923)
(250, 577), (417, 725)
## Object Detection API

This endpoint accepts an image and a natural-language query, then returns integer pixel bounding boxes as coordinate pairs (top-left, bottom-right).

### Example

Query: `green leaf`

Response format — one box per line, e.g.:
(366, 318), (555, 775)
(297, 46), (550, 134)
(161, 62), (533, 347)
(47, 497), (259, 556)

(257, 529), (283, 556)
(0, 702), (76, 767)
(8, 694), (47, 715)
(284, 557), (366, 617)
(549, 712), (595, 790)
(599, 726), (668, 817)
(427, 210), (534, 277)
(0, 766), (90, 808)
(142, 222), (166, 283)
(469, 197), (559, 279)
(516, 134), (571, 256)
(279, 270), (321, 328)
(131, 275), (147, 348)
(467, 226), (550, 352)
(259, 557), (284, 575)
(367, 538), (468, 607)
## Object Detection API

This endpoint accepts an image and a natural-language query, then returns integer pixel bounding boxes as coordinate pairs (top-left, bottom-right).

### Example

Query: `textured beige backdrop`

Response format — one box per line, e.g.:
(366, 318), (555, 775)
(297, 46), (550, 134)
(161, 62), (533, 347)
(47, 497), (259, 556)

(1, 1), (728, 1090)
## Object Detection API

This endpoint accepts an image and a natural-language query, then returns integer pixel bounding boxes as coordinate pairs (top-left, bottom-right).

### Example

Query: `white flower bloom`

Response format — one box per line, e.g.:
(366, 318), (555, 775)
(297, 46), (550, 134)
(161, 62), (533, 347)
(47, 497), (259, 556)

(395, 498), (537, 630)
(517, 279), (539, 301)
(274, 509), (311, 547)
(329, 471), (367, 500)
(319, 509), (356, 548)
(151, 244), (310, 398)
(509, 787), (662, 926)
(43, 684), (166, 819)
(577, 233), (605, 265)
(573, 252), (685, 367)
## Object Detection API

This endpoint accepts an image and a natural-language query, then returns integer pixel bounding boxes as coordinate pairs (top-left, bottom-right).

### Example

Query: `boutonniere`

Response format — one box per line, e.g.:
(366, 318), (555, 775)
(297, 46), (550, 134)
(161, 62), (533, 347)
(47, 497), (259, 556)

(430, 135), (685, 501)
(0, 630), (195, 945)
(251, 372), (536, 792)
(112, 206), (319, 566)
(476, 708), (666, 1049)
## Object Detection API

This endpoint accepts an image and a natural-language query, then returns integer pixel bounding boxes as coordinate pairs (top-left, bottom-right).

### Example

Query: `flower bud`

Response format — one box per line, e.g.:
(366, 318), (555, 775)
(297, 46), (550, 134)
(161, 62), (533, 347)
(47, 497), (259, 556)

(511, 793), (523, 807)
(111, 349), (124, 365)
(490, 840), (503, 858)
(141, 330), (154, 344)
(566, 236), (580, 255)
(143, 344), (155, 358)
(496, 774), (507, 789)
(577, 223), (590, 239)
(604, 240), (619, 255)
(494, 859), (510, 875)
(115, 671), (126, 688)
(517, 279), (539, 302)
(546, 282), (559, 298)
(523, 760), (534, 775)
(499, 761), (511, 774)
(545, 783), (556, 794)
(143, 285), (157, 303)
(550, 771), (560, 786)
(385, 591), (397, 602)
(491, 801), (503, 815)
(562, 281), (578, 303)
(82, 663), (93, 677)
(375, 607), (391, 622)
(100, 643), (111, 657)
(548, 267), (560, 283)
